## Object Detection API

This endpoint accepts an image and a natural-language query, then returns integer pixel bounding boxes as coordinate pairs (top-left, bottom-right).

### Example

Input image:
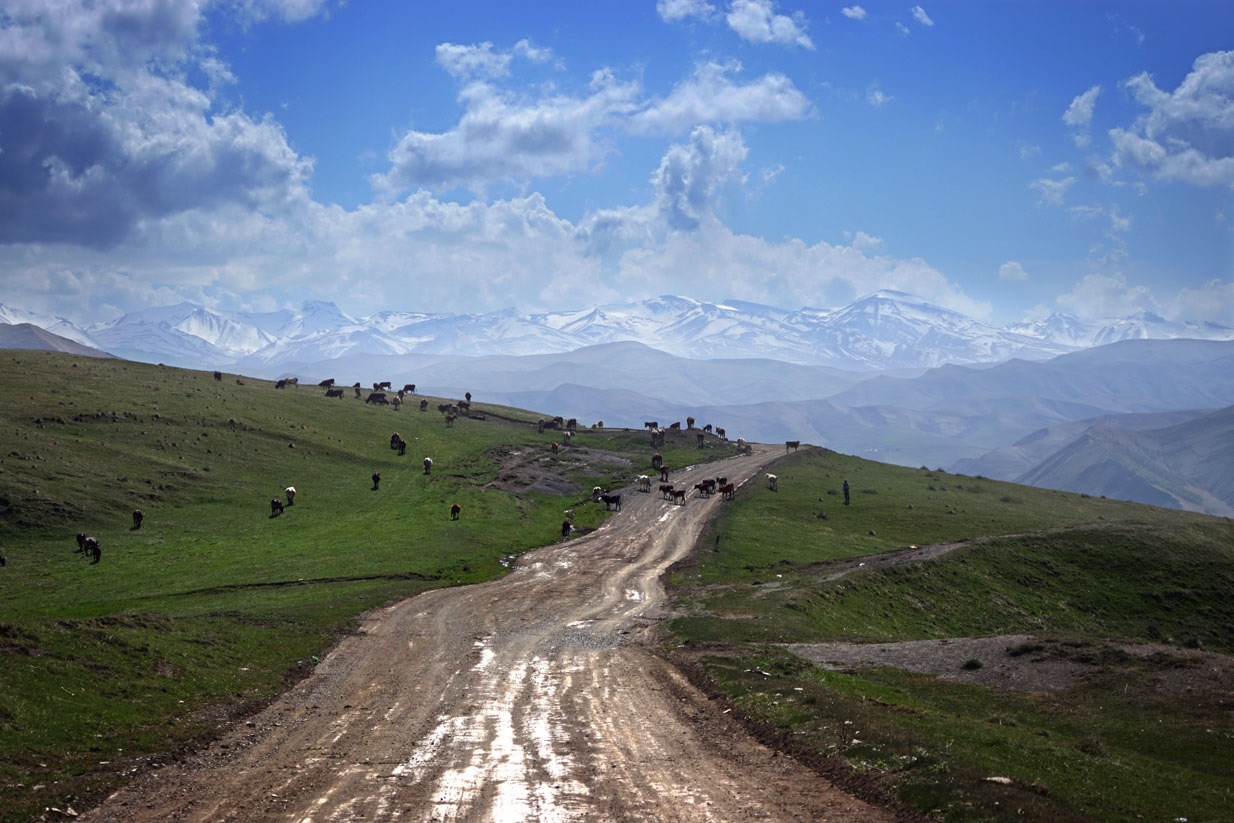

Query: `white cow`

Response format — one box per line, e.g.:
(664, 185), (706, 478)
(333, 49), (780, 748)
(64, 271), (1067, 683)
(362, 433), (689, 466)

(638, 475), (651, 492)
(766, 473), (778, 491)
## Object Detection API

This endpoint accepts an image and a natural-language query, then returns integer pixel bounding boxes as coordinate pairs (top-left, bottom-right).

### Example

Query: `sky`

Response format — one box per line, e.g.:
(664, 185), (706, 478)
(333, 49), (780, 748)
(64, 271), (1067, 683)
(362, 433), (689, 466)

(1, 0), (1232, 328)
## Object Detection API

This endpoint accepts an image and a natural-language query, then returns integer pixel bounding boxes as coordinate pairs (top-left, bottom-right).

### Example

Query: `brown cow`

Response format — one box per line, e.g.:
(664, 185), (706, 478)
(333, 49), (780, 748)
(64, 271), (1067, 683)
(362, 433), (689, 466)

(660, 465), (670, 482)
(786, 440), (800, 451)
(671, 489), (686, 505)
(669, 421), (681, 430)
(686, 416), (695, 429)
(420, 399), (428, 411)
(132, 509), (144, 529)
(720, 482), (735, 500)
(450, 503), (461, 520)
(325, 388), (344, 398)
(403, 384), (416, 393)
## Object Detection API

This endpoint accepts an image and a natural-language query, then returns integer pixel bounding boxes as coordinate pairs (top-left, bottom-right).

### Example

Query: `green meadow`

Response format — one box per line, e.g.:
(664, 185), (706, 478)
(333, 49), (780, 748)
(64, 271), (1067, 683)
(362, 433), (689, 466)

(0, 350), (731, 821)
(669, 448), (1234, 822)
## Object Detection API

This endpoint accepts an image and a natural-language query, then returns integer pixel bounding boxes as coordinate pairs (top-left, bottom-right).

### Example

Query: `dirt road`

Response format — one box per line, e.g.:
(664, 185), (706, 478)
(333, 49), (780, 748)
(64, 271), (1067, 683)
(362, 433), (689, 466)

(82, 446), (893, 822)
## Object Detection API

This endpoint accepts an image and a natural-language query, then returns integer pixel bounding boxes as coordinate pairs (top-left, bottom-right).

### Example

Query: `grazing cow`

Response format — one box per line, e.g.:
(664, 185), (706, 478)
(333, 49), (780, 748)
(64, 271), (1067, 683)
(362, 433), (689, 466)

(354, 386), (363, 398)
(393, 397), (402, 411)
(669, 421), (681, 430)
(720, 482), (735, 500)
(696, 433), (705, 447)
(566, 418), (577, 431)
(737, 437), (747, 454)
(659, 483), (675, 499)
(551, 442), (559, 454)
(236, 379), (245, 385)
(457, 401), (469, 411)
(537, 418), (546, 432)
(275, 379), (288, 389)
(372, 382), (381, 391)
(420, 399), (428, 411)
(424, 457), (433, 474)
(76, 531), (88, 552)
(84, 536), (100, 564)
(766, 473), (778, 491)
(552, 416), (564, 429)
(319, 378), (335, 388)
(372, 472), (381, 490)
(591, 487), (604, 501)
(396, 438), (406, 455)
(450, 503), (461, 520)
(271, 498), (284, 516)
(213, 371), (222, 381)
(366, 392), (388, 405)
(660, 465), (671, 482)
(716, 427), (726, 439)
(325, 388), (344, 398)
(638, 475), (651, 492)
(563, 431), (572, 444)
(593, 420), (603, 428)
(785, 440), (800, 452)
(651, 452), (663, 469)
(390, 432), (402, 450)
(600, 493), (622, 511)
(562, 520), (573, 537)
(687, 416), (695, 429)
(378, 381), (392, 391)
(703, 424), (712, 433)
(132, 508), (144, 529)
(671, 489), (686, 505)
(403, 384), (416, 393)
(285, 487), (296, 505)
(644, 421), (658, 430)
(445, 414), (456, 427)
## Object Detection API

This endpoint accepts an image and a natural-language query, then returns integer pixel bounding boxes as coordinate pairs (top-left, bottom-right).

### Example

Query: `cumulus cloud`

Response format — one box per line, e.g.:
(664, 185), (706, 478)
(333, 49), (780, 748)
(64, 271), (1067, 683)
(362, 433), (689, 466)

(726, 0), (814, 49)
(1169, 278), (1234, 326)
(841, 6), (868, 21)
(1029, 176), (1076, 206)
(910, 6), (934, 26)
(1055, 272), (1157, 321)
(0, 0), (313, 249)
(1063, 84), (1101, 146)
(657, 0), (716, 21)
(1068, 204), (1104, 221)
(1109, 205), (1133, 232)
(1109, 50), (1234, 188)
(633, 60), (811, 133)
(866, 88), (891, 108)
(651, 126), (749, 231)
(434, 39), (554, 79)
(998, 261), (1028, 281)
(896, 21), (910, 36)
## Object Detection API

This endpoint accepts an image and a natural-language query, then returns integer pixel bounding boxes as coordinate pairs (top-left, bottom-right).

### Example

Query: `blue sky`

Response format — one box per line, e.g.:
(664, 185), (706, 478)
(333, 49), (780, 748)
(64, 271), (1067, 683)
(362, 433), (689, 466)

(1, 0), (1232, 327)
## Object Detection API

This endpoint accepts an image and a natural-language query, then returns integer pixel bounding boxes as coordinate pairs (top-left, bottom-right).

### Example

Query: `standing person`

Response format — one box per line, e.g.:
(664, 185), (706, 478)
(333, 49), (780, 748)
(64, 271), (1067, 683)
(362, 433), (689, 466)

(843, 479), (850, 505)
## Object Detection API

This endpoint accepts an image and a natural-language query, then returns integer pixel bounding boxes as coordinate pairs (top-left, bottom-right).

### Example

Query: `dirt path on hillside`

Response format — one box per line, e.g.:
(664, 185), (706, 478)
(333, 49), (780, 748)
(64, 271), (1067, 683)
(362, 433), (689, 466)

(80, 446), (896, 823)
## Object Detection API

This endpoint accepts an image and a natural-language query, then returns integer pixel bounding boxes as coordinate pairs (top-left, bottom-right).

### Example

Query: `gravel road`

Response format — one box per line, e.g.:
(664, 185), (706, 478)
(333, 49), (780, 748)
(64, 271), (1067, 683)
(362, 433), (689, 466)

(81, 445), (893, 823)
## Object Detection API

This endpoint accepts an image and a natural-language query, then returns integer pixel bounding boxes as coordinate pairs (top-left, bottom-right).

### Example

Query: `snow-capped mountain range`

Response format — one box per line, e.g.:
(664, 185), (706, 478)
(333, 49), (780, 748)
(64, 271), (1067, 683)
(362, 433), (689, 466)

(2, 291), (1232, 375)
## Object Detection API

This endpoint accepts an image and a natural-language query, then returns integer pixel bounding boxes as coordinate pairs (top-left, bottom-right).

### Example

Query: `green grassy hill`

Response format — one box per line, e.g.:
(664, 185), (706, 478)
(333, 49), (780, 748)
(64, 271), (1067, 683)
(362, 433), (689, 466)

(0, 350), (733, 822)
(668, 447), (1234, 822)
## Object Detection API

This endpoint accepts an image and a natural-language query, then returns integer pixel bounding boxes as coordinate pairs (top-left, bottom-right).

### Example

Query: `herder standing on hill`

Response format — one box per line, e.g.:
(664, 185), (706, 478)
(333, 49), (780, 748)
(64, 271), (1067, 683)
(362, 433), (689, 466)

(843, 479), (850, 505)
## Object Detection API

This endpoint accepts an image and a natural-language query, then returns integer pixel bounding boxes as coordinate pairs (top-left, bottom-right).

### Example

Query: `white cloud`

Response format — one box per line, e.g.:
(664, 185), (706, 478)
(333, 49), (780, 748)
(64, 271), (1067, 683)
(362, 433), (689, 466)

(841, 6), (867, 21)
(1063, 84), (1101, 146)
(1055, 272), (1156, 321)
(435, 42), (512, 79)
(1018, 142), (1041, 160)
(911, 6), (934, 26)
(1068, 205), (1104, 221)
(1109, 50), (1234, 188)
(998, 261), (1028, 281)
(632, 60), (812, 133)
(1168, 278), (1234, 325)
(1109, 205), (1133, 232)
(1029, 176), (1076, 206)
(726, 0), (815, 49)
(657, 0), (716, 21)
(866, 88), (891, 108)
(896, 21), (910, 36)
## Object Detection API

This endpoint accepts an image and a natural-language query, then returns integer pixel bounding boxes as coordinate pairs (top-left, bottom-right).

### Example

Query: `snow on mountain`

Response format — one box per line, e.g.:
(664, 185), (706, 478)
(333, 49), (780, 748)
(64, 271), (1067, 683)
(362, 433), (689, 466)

(0, 302), (96, 347)
(7, 291), (1231, 374)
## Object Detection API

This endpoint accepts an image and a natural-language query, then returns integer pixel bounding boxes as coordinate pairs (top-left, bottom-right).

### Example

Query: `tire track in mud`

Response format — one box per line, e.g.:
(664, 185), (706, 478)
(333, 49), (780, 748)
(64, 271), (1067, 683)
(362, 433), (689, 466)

(80, 446), (896, 823)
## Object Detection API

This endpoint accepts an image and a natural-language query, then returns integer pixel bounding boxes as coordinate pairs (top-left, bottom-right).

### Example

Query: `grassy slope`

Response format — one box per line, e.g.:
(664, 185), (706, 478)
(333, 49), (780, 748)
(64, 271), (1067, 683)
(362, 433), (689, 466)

(668, 448), (1234, 822)
(0, 351), (732, 821)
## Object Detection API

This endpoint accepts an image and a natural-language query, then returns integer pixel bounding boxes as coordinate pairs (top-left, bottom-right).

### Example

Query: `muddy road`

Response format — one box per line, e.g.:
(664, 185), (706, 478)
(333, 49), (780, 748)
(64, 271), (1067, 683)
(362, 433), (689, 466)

(82, 446), (893, 822)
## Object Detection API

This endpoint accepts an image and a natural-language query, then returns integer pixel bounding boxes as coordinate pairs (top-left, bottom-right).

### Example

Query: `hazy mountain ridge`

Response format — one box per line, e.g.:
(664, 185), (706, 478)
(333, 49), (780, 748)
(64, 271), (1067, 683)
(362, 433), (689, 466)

(5, 291), (1231, 374)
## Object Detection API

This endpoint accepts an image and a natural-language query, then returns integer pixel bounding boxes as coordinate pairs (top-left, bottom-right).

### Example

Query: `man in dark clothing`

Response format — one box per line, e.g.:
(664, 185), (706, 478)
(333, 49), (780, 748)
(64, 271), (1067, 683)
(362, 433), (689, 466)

(843, 479), (850, 505)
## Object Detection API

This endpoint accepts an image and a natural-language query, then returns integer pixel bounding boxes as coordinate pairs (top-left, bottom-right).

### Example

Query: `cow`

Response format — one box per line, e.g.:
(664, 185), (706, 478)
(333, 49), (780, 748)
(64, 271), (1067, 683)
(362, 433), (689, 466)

(318, 378), (335, 388)
(465, 391), (472, 403)
(716, 427), (726, 439)
(566, 418), (577, 431)
(638, 475), (651, 492)
(563, 431), (572, 444)
(669, 421), (681, 430)
(537, 418), (546, 433)
(659, 483), (675, 499)
(213, 371), (222, 381)
(275, 377), (297, 389)
(325, 388), (344, 398)
(766, 473), (778, 491)
(285, 487), (296, 506)
(703, 423), (712, 433)
(671, 489), (686, 505)
(720, 482), (735, 500)
(696, 433), (705, 447)
(786, 440), (800, 452)
(445, 413), (456, 427)
(552, 416), (564, 429)
(420, 399), (428, 411)
(366, 392), (388, 405)
(424, 457), (433, 475)
(702, 478), (717, 494)
(393, 397), (402, 411)
(600, 493), (622, 511)
(132, 508), (144, 529)
(354, 386), (363, 398)
(687, 416), (695, 429)
(450, 503), (461, 520)
(551, 442), (559, 454)
(457, 401), (470, 412)
(562, 520), (573, 537)
(592, 420), (603, 428)
(403, 384), (416, 393)
(271, 498), (284, 516)
(651, 452), (663, 469)
(378, 381), (392, 391)
(275, 379), (288, 389)
(76, 532), (87, 552)
(644, 421), (658, 430)
(715, 476), (728, 489)
(396, 438), (406, 455)
(694, 482), (710, 498)
(84, 536), (100, 564)
(660, 465), (671, 482)
(372, 472), (381, 490)
(390, 432), (402, 450)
